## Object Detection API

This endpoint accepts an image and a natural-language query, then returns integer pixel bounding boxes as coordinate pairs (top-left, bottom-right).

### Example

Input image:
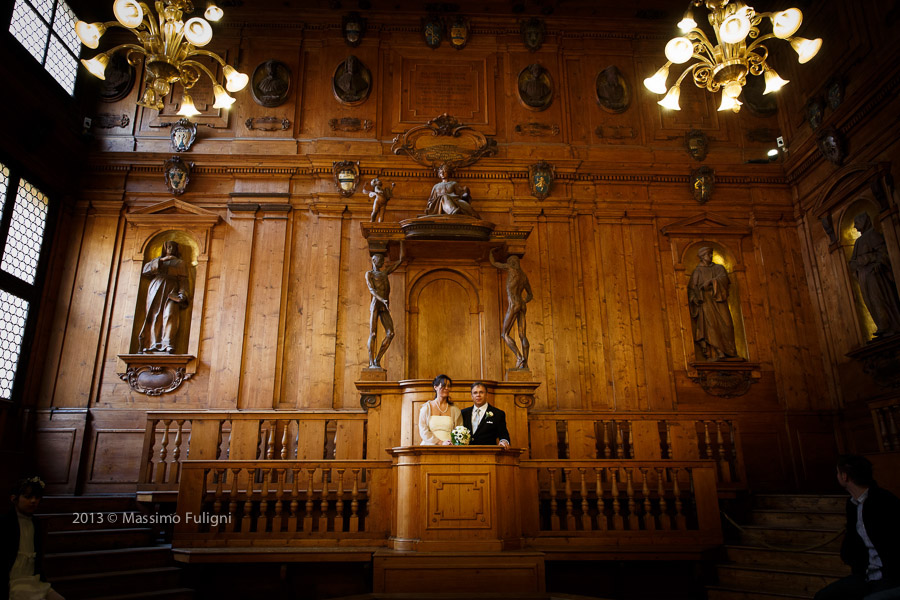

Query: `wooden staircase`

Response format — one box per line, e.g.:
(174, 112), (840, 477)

(707, 494), (850, 599)
(38, 495), (194, 600)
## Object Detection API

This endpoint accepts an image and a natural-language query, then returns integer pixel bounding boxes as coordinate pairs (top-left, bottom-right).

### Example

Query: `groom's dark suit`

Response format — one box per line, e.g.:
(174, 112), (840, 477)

(461, 403), (511, 446)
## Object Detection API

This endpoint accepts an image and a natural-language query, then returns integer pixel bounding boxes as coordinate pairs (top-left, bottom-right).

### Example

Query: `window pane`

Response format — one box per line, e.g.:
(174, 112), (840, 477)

(0, 164), (9, 225)
(52, 0), (80, 55)
(10, 1), (49, 64)
(0, 290), (30, 401)
(26, 0), (55, 21)
(2, 179), (49, 284)
(46, 35), (77, 94)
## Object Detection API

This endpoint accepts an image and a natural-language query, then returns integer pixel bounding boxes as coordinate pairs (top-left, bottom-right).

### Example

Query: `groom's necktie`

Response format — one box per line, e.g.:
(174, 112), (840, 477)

(472, 407), (482, 432)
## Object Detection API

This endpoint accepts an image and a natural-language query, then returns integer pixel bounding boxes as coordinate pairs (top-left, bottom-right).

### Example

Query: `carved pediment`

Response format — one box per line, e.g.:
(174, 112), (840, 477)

(125, 199), (221, 228)
(391, 113), (498, 170)
(660, 213), (752, 237)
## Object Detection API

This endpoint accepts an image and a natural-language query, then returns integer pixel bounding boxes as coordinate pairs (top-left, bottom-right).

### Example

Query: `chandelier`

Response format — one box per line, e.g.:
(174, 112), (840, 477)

(75, 0), (249, 115)
(643, 0), (822, 113)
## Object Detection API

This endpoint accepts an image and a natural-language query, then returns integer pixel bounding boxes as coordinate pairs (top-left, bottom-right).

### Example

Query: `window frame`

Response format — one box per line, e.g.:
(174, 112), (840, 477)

(7, 0), (81, 95)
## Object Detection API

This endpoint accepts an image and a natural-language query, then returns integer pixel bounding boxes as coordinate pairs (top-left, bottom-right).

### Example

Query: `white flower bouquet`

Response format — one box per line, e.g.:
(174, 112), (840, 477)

(451, 426), (471, 446)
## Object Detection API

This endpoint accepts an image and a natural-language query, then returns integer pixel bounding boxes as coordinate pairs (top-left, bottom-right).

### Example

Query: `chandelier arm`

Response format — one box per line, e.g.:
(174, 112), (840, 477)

(746, 32), (778, 55)
(106, 42), (150, 58)
(674, 62), (706, 87)
(181, 59), (219, 84)
(185, 48), (227, 66)
(137, 2), (159, 38)
(685, 29), (716, 57)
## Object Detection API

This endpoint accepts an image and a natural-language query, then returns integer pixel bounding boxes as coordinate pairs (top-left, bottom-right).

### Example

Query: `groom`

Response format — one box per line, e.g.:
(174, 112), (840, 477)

(461, 382), (510, 448)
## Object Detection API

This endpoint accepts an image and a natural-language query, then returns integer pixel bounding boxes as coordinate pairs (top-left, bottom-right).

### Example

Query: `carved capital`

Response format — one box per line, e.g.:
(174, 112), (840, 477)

(360, 394), (381, 410)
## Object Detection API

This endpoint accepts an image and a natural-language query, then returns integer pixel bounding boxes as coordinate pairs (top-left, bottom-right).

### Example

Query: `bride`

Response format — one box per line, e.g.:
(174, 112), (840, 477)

(418, 374), (463, 445)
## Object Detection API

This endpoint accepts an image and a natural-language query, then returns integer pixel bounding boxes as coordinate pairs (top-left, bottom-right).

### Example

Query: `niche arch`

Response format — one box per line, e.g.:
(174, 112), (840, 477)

(839, 199), (886, 341)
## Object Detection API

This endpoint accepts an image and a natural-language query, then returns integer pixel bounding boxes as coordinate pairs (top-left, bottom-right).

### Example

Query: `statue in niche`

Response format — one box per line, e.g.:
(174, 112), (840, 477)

(366, 246), (405, 369)
(363, 177), (394, 223)
(332, 55), (371, 105)
(595, 65), (629, 113)
(518, 63), (553, 111)
(688, 247), (740, 361)
(490, 249), (534, 370)
(426, 164), (481, 218)
(849, 213), (900, 339)
(139, 240), (190, 354)
(252, 59), (291, 108)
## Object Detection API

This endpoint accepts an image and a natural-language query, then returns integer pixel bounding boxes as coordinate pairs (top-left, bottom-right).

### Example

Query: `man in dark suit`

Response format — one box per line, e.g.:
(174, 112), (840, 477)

(461, 382), (510, 448)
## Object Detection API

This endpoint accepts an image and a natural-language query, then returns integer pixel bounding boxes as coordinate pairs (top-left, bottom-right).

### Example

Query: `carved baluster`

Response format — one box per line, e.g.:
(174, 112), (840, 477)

(579, 468), (590, 531)
(728, 421), (738, 469)
(626, 423), (633, 458)
(703, 421), (713, 459)
(610, 468), (624, 530)
(548, 468), (560, 531)
(335, 469), (346, 532)
(563, 468), (575, 530)
(228, 468), (240, 532)
(717, 421), (733, 482)
(594, 467), (607, 531)
(256, 468), (269, 532)
(242, 468), (255, 533)
(625, 467), (639, 529)
(272, 468), (285, 532)
(640, 468), (654, 530)
(265, 423), (276, 460)
(211, 467), (225, 533)
(281, 422), (289, 460)
(616, 422), (625, 458)
(319, 468), (330, 532)
(155, 420), (170, 484)
(349, 468), (361, 533)
(170, 420), (184, 484)
(304, 468), (315, 533)
(602, 422), (612, 458)
(289, 468), (300, 532)
(215, 420), (224, 460)
(665, 421), (673, 459)
(673, 468), (686, 530)
(657, 467), (671, 530)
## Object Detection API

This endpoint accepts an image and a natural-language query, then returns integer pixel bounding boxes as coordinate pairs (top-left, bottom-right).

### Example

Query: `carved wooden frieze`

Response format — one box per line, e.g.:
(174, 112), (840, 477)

(245, 117), (290, 131)
(391, 113), (498, 170)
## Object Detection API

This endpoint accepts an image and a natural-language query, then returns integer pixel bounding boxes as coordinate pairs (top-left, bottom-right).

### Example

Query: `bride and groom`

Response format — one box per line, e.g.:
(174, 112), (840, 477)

(418, 374), (510, 448)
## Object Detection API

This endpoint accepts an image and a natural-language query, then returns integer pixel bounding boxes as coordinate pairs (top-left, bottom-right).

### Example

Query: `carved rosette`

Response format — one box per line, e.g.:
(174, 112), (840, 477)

(118, 354), (195, 396)
(847, 335), (900, 389)
(688, 362), (760, 398)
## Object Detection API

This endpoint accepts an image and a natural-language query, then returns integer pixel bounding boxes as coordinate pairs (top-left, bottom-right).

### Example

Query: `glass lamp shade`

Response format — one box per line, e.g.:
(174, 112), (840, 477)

(223, 65), (249, 92)
(81, 53), (110, 79)
(184, 18), (213, 46)
(665, 37), (694, 64)
(763, 69), (789, 94)
(212, 84), (236, 109)
(658, 86), (681, 110)
(772, 8), (802, 39)
(718, 93), (742, 112)
(643, 65), (670, 94)
(720, 13), (751, 44)
(790, 37), (822, 64)
(75, 21), (106, 49)
(204, 3), (224, 21)
(723, 80), (743, 99)
(113, 0), (143, 28)
(677, 9), (696, 32)
(177, 94), (201, 117)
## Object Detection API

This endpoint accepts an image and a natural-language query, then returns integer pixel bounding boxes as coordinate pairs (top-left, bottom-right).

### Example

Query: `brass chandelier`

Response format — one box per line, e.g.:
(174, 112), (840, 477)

(75, 0), (249, 115)
(643, 0), (822, 113)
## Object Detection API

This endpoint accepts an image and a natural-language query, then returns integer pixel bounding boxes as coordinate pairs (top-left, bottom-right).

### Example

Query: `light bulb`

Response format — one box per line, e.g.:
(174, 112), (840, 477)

(677, 8), (696, 32)
(763, 69), (789, 94)
(205, 3), (224, 21)
(772, 8), (802, 39)
(223, 65), (249, 92)
(81, 53), (110, 79)
(720, 13), (751, 44)
(113, 0), (143, 28)
(664, 37), (694, 64)
(75, 21), (106, 49)
(213, 85), (235, 109)
(790, 37), (822, 64)
(658, 86), (681, 110)
(723, 80), (742, 99)
(643, 65), (670, 94)
(178, 94), (201, 117)
(718, 93), (742, 112)
(184, 18), (213, 46)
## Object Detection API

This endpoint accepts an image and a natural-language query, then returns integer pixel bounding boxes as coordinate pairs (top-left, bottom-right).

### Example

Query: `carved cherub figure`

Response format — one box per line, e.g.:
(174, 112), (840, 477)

(363, 177), (395, 223)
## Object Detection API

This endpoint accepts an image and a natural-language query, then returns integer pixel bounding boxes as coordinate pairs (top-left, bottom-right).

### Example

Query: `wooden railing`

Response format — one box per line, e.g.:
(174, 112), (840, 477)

(870, 399), (900, 452)
(139, 411), (368, 493)
(520, 460), (722, 549)
(527, 412), (745, 488)
(174, 460), (392, 546)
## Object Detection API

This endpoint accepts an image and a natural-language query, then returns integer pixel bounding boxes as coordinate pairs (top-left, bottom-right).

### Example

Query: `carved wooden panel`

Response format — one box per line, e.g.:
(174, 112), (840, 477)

(426, 472), (492, 529)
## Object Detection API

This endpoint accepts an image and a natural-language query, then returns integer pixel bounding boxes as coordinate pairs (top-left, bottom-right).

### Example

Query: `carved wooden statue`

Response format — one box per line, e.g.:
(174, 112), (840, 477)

(850, 213), (900, 339)
(426, 164), (480, 218)
(490, 249), (534, 370)
(688, 247), (739, 361)
(364, 177), (394, 223)
(366, 247), (405, 369)
(139, 240), (190, 354)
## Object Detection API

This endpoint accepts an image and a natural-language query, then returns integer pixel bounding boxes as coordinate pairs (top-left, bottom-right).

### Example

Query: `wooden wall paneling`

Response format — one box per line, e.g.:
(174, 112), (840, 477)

(228, 420), (262, 460)
(82, 408), (147, 493)
(516, 223), (549, 409)
(787, 412), (839, 491)
(198, 225), (226, 407)
(479, 262), (503, 381)
(280, 209), (343, 409)
(562, 54), (589, 145)
(738, 414), (793, 491)
(738, 230), (771, 369)
(206, 209), (256, 408)
(296, 420), (326, 460)
(596, 218), (638, 410)
(334, 419), (365, 459)
(630, 221), (676, 411)
(631, 420), (662, 460)
(238, 37), (301, 143)
(566, 420), (597, 459)
(667, 421), (700, 460)
(239, 206), (290, 409)
(533, 215), (559, 409)
(35, 409), (87, 494)
(575, 213), (612, 410)
(528, 419), (558, 460)
(504, 50), (565, 149)
(51, 202), (123, 408)
(658, 228), (692, 383)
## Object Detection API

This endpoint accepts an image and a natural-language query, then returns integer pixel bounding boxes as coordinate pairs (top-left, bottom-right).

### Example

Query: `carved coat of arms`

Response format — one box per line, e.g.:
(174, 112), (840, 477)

(422, 17), (443, 49)
(521, 18), (545, 52)
(528, 162), (554, 200)
(164, 156), (192, 196)
(449, 16), (469, 50)
(170, 118), (197, 152)
(333, 160), (361, 197)
(342, 12), (366, 47)
(690, 166), (715, 205)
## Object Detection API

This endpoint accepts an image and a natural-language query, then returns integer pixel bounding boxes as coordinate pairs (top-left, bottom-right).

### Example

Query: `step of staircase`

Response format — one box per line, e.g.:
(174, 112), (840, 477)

(724, 545), (847, 573)
(44, 546), (173, 577)
(39, 511), (152, 531)
(736, 525), (844, 551)
(40, 495), (137, 513)
(45, 527), (156, 552)
(716, 564), (840, 596)
(747, 509), (845, 529)
(52, 567), (182, 598)
(751, 494), (846, 512)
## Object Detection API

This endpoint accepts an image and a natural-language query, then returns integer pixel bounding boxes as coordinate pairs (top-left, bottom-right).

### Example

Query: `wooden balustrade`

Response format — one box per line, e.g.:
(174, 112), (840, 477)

(520, 460), (722, 550)
(527, 413), (744, 488)
(174, 460), (392, 546)
(138, 411), (368, 493)
(870, 399), (900, 452)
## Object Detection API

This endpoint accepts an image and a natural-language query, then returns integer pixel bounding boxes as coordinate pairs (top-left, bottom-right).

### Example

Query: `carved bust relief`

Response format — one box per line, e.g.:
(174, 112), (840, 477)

(333, 55), (372, 105)
(595, 65), (629, 113)
(251, 59), (291, 108)
(517, 63), (553, 111)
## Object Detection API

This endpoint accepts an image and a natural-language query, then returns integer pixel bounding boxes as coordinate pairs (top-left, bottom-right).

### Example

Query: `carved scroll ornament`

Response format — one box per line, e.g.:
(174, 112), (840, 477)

(391, 113), (498, 170)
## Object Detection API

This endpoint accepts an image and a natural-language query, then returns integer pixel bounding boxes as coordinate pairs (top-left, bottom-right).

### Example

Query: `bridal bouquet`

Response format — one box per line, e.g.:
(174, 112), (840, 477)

(451, 426), (471, 446)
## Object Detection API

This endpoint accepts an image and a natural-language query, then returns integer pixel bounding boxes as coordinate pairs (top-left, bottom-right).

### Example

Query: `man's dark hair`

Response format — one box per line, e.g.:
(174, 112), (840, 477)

(11, 476), (45, 499)
(432, 374), (452, 388)
(837, 455), (875, 487)
(470, 381), (487, 392)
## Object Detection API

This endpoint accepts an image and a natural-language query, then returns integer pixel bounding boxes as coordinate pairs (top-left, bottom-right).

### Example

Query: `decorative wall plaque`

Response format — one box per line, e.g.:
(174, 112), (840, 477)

(521, 18), (545, 52)
(98, 53), (135, 102)
(170, 118), (197, 152)
(245, 117), (290, 131)
(251, 59), (291, 108)
(448, 16), (469, 49)
(391, 113), (498, 170)
(847, 336), (900, 389)
(595, 126), (636, 139)
(688, 362), (760, 397)
(118, 354), (194, 396)
(333, 160), (361, 197)
(332, 55), (372, 105)
(342, 12), (366, 47)
(329, 117), (373, 132)
(94, 113), (130, 129)
(690, 166), (714, 204)
(685, 129), (709, 162)
(528, 161), (554, 200)
(826, 77), (845, 110)
(515, 122), (559, 137)
(422, 16), (443, 48)
(806, 97), (824, 130)
(817, 127), (845, 165)
(164, 156), (192, 195)
(595, 65), (629, 113)
(517, 63), (553, 111)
